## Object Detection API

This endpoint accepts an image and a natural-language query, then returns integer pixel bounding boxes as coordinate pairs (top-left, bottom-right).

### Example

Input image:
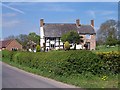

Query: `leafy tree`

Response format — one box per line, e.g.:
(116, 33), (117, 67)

(97, 19), (118, 45)
(5, 32), (40, 50)
(16, 34), (29, 49)
(28, 32), (40, 45)
(106, 35), (118, 46)
(36, 45), (41, 52)
(61, 31), (83, 49)
(64, 41), (70, 50)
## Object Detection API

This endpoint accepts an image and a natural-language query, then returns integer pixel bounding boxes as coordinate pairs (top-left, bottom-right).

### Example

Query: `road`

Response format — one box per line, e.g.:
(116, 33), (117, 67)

(2, 62), (78, 88)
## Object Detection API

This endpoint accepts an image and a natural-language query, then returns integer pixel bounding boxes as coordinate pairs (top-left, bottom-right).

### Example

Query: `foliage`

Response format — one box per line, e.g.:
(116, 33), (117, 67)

(64, 41), (70, 50)
(106, 35), (119, 46)
(2, 50), (119, 88)
(28, 32), (40, 45)
(36, 45), (41, 52)
(5, 32), (40, 50)
(96, 51), (120, 74)
(61, 31), (83, 44)
(97, 19), (118, 45)
(3, 50), (120, 76)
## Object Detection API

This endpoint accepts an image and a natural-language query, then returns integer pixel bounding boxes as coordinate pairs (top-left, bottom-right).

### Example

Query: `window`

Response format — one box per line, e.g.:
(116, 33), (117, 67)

(51, 44), (55, 48)
(86, 34), (91, 39)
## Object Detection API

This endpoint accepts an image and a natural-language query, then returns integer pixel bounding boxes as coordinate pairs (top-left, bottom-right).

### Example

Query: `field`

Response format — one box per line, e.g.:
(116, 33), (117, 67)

(94, 45), (119, 52)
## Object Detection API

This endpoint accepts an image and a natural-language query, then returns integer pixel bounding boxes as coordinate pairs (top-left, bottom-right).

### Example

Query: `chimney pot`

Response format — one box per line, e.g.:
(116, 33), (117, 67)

(40, 19), (44, 27)
(76, 19), (80, 27)
(91, 20), (94, 27)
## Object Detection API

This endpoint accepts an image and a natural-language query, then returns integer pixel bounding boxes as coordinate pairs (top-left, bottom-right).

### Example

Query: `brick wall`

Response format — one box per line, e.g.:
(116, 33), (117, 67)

(80, 34), (96, 50)
(6, 40), (22, 51)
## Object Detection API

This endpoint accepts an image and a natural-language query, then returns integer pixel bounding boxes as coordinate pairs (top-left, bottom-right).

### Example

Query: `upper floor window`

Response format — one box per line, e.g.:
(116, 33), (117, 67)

(86, 34), (91, 39)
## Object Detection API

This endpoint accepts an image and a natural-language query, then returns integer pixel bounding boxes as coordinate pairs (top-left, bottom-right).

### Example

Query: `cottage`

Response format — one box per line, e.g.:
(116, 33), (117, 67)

(0, 39), (22, 51)
(40, 19), (96, 50)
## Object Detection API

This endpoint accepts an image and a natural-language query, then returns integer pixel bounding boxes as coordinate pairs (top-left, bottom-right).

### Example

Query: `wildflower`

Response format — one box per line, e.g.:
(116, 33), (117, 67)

(101, 76), (108, 81)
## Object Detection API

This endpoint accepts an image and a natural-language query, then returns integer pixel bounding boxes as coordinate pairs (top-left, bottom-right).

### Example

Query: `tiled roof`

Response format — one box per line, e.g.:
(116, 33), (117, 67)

(43, 24), (96, 37)
(0, 39), (14, 48)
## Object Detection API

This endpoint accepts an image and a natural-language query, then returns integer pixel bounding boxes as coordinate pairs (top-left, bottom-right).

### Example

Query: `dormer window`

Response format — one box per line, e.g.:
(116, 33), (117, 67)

(86, 34), (91, 39)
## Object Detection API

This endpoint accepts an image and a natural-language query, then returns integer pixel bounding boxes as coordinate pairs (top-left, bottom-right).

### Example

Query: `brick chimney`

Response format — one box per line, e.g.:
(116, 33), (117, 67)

(40, 19), (44, 27)
(76, 19), (81, 27)
(91, 20), (94, 27)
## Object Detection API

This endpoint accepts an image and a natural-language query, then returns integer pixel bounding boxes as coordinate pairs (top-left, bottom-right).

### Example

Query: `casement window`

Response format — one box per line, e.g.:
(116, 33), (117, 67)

(50, 44), (55, 48)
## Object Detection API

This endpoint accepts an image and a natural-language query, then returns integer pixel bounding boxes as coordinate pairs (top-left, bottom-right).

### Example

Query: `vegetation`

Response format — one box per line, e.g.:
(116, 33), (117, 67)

(36, 45), (41, 52)
(5, 32), (40, 50)
(61, 31), (83, 49)
(64, 41), (70, 50)
(97, 19), (119, 46)
(94, 45), (119, 52)
(2, 50), (119, 88)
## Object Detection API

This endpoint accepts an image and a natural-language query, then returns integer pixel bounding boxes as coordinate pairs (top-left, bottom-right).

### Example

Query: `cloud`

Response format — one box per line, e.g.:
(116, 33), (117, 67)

(86, 10), (96, 19)
(2, 19), (21, 28)
(86, 10), (116, 19)
(41, 3), (75, 12)
(100, 11), (116, 16)
(2, 13), (16, 17)
(2, 3), (25, 14)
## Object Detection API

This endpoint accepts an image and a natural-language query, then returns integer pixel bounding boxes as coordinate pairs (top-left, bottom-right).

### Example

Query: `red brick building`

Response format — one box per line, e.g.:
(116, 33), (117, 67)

(0, 39), (22, 51)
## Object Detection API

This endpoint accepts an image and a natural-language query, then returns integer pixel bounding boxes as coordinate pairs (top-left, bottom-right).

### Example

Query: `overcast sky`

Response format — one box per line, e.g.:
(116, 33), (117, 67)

(2, 2), (118, 39)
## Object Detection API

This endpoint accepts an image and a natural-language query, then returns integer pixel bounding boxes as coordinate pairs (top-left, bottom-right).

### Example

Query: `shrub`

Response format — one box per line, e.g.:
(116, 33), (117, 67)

(96, 51), (120, 74)
(55, 50), (103, 75)
(36, 45), (41, 52)
(2, 50), (119, 76)
(64, 41), (70, 50)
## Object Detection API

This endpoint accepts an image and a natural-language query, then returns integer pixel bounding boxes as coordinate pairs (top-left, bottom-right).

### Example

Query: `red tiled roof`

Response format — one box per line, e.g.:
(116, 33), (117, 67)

(0, 39), (14, 48)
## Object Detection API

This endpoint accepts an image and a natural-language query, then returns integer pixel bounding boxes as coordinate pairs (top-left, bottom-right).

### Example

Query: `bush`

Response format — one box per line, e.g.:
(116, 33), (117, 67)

(2, 50), (120, 76)
(55, 50), (103, 75)
(64, 41), (70, 50)
(36, 45), (41, 52)
(96, 51), (120, 74)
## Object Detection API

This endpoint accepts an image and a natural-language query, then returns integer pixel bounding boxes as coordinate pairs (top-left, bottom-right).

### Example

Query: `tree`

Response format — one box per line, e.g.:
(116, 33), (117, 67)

(97, 19), (118, 45)
(36, 45), (41, 52)
(64, 41), (70, 50)
(61, 31), (83, 49)
(4, 35), (16, 40)
(28, 32), (40, 45)
(4, 32), (40, 50)
(106, 35), (118, 46)
(16, 34), (29, 49)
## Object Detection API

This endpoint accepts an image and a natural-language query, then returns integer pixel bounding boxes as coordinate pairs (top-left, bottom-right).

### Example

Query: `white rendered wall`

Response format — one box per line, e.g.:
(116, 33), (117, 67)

(40, 27), (45, 47)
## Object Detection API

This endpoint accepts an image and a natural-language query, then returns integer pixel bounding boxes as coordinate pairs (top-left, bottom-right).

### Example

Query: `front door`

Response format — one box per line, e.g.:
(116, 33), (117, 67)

(86, 42), (90, 50)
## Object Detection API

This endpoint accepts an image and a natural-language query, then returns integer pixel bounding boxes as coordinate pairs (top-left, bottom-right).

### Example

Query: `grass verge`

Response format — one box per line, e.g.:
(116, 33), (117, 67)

(2, 58), (119, 88)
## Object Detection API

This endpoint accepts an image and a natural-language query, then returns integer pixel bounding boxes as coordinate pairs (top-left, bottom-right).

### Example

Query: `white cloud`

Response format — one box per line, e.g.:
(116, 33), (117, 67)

(86, 10), (116, 19)
(86, 10), (96, 19)
(2, 3), (25, 14)
(2, 13), (16, 17)
(41, 4), (75, 12)
(100, 11), (116, 16)
(2, 19), (21, 28)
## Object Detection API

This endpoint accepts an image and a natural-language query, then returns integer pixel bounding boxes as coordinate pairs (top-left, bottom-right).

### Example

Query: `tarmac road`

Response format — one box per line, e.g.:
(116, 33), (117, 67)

(2, 62), (78, 88)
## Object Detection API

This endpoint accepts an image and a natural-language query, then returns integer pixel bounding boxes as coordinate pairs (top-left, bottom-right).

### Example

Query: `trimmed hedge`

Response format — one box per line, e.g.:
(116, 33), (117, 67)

(96, 51), (120, 74)
(2, 50), (120, 76)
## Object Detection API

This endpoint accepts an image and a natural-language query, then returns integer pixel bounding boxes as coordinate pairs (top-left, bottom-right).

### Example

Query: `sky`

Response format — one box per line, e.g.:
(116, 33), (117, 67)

(1, 2), (118, 39)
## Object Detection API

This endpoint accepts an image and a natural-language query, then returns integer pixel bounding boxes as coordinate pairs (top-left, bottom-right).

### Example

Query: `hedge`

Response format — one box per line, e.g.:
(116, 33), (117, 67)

(96, 51), (120, 74)
(2, 50), (120, 76)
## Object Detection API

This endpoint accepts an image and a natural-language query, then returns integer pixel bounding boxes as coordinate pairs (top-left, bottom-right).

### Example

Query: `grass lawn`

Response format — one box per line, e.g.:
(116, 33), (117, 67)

(93, 45), (119, 53)
(2, 58), (119, 88)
